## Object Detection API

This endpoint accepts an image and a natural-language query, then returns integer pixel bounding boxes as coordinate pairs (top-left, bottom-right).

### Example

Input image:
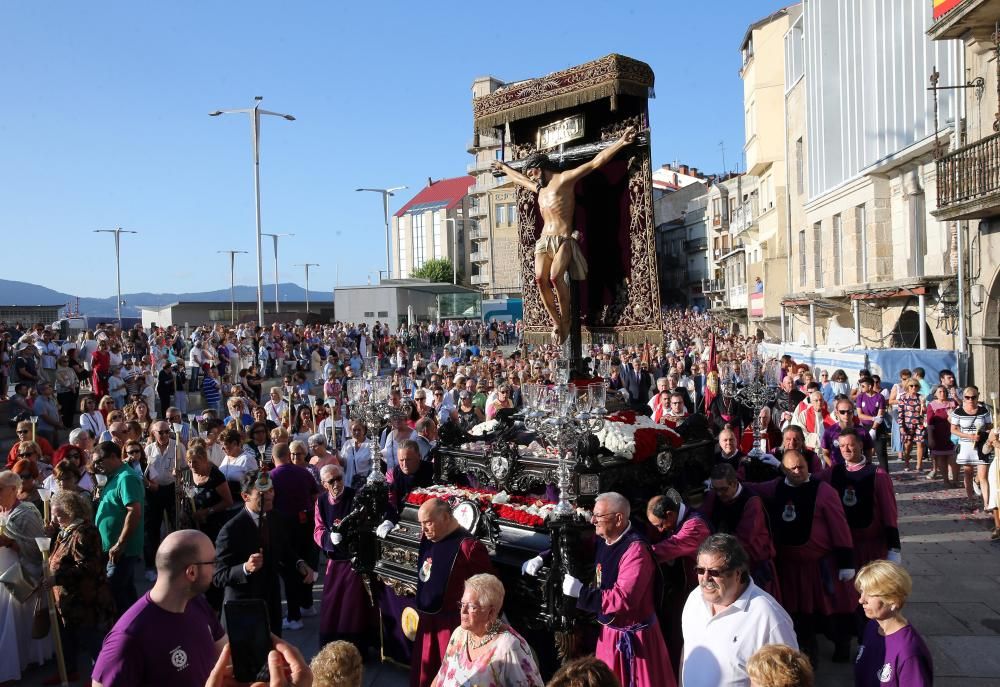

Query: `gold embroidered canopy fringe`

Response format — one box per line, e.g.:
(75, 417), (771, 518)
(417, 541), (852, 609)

(473, 54), (655, 133)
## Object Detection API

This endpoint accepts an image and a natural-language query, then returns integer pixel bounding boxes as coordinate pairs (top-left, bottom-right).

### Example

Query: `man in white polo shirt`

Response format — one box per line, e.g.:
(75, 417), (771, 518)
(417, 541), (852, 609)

(680, 534), (798, 686)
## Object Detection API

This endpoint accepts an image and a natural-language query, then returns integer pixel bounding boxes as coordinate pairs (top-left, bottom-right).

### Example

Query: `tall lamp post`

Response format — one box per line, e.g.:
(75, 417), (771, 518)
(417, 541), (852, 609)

(356, 186), (407, 280)
(218, 249), (248, 325)
(209, 96), (295, 324)
(261, 232), (294, 313)
(93, 228), (138, 329)
(294, 263), (320, 314)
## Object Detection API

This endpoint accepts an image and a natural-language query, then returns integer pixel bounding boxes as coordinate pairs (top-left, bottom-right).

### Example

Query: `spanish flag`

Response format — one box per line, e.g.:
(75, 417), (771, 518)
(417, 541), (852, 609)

(933, 0), (961, 20)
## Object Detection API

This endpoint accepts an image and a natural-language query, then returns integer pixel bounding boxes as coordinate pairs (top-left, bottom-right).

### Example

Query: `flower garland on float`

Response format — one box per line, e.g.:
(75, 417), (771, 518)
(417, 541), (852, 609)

(405, 485), (575, 528)
(594, 410), (683, 462)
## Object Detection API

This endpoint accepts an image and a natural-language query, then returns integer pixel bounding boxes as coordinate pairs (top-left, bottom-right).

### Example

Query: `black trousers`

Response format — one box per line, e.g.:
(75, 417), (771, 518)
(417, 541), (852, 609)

(279, 516), (316, 620)
(144, 484), (176, 567)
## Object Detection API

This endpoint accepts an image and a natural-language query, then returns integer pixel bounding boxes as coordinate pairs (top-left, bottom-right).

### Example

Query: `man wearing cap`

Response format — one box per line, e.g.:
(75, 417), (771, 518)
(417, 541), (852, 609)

(14, 339), (40, 388)
(213, 469), (317, 637)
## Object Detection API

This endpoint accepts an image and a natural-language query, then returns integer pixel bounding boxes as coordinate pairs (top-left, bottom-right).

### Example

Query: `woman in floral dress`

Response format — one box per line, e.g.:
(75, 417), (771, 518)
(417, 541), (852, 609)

(898, 379), (926, 472)
(431, 573), (543, 687)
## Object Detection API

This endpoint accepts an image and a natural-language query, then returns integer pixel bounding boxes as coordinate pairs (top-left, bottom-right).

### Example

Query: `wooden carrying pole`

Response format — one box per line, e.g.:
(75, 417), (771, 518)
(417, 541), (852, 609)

(35, 538), (69, 686)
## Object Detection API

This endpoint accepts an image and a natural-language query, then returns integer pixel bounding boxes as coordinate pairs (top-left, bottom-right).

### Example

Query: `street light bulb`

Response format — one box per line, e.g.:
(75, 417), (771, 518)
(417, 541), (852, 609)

(284, 115), (296, 121)
(208, 111), (223, 116)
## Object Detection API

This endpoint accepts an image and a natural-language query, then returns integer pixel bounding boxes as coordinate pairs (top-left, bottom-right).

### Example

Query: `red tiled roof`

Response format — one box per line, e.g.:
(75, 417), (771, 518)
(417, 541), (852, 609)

(394, 176), (475, 217)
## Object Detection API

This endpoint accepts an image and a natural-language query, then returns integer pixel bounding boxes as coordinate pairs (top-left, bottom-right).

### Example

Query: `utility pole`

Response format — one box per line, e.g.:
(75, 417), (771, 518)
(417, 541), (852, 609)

(218, 250), (249, 325)
(93, 228), (138, 329)
(294, 263), (320, 314)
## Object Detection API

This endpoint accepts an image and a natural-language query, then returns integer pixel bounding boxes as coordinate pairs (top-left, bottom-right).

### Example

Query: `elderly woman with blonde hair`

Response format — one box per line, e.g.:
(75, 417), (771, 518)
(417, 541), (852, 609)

(310, 640), (363, 687)
(430, 573), (542, 687)
(853, 560), (933, 686)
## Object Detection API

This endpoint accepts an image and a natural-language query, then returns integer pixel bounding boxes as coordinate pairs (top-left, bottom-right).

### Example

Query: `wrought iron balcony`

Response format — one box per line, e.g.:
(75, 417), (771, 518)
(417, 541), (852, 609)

(730, 199), (758, 235)
(701, 278), (725, 294)
(934, 131), (1000, 220)
(469, 227), (489, 241)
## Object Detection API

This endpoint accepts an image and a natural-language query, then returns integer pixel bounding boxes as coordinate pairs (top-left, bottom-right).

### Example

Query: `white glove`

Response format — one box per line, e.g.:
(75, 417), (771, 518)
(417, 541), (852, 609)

(838, 568), (856, 582)
(376, 520), (394, 539)
(521, 556), (544, 577)
(330, 532), (343, 547)
(760, 453), (781, 468)
(887, 550), (902, 565)
(562, 574), (583, 598)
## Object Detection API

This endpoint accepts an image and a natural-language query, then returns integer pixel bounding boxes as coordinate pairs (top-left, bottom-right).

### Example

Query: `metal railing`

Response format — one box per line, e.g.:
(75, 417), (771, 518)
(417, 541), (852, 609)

(936, 131), (1000, 209)
(468, 177), (501, 195)
(471, 274), (489, 285)
(466, 159), (494, 175)
(469, 228), (489, 241)
(470, 251), (488, 263)
(730, 199), (758, 235)
(727, 283), (748, 309)
(701, 278), (725, 293)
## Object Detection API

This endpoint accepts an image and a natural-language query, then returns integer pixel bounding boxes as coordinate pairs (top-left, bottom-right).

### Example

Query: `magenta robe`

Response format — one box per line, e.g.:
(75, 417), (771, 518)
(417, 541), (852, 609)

(313, 490), (371, 645)
(580, 538), (676, 687)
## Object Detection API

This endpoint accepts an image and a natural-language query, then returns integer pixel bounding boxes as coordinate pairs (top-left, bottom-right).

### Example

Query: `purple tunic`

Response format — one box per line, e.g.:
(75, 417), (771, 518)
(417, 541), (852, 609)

(854, 621), (933, 686)
(822, 424), (875, 466)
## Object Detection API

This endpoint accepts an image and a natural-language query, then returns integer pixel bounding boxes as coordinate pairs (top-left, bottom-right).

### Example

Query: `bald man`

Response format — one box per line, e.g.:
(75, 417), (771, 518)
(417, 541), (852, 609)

(410, 497), (492, 687)
(92, 530), (226, 687)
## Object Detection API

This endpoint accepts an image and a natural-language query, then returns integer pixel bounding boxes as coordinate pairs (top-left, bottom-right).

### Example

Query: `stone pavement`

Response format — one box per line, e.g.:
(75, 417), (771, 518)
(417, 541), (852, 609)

(17, 455), (1000, 686)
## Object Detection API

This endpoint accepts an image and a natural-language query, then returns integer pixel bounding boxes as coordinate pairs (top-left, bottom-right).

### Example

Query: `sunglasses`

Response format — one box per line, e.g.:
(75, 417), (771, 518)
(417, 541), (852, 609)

(837, 409), (851, 415)
(694, 566), (732, 579)
(965, 395), (979, 400)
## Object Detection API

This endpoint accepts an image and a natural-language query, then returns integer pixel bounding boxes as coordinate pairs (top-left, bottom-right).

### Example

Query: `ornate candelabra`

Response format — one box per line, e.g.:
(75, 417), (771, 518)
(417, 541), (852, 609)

(719, 354), (782, 458)
(521, 373), (608, 518)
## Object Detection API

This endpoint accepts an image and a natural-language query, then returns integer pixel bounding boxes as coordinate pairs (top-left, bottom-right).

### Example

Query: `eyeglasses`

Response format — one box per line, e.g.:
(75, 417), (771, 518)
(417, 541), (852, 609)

(457, 602), (488, 613)
(324, 477), (344, 485)
(591, 512), (619, 521)
(694, 566), (732, 579)
(837, 409), (851, 415)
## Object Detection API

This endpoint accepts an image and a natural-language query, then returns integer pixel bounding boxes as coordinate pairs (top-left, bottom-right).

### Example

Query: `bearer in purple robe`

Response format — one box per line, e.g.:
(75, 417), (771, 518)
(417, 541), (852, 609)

(823, 431), (901, 661)
(564, 491), (676, 687)
(410, 497), (492, 687)
(375, 439), (434, 538)
(755, 449), (855, 667)
(312, 463), (371, 654)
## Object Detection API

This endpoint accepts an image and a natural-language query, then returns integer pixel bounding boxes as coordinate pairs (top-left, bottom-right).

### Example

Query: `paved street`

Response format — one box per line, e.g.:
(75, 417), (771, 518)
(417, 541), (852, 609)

(15, 452), (999, 686)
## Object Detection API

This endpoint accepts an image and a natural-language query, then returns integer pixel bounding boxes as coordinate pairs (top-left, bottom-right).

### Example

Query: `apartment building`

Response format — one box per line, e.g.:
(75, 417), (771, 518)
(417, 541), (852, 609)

(653, 177), (710, 309)
(390, 176), (473, 282)
(782, 0), (960, 352)
(929, 0), (1000, 384)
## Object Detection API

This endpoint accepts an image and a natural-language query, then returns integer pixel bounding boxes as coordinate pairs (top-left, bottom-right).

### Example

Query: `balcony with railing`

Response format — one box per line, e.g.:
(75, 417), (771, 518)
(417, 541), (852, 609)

(727, 283), (748, 310)
(469, 227), (489, 241)
(701, 277), (725, 294)
(466, 158), (495, 175)
(934, 131), (1000, 221)
(730, 198), (758, 235)
(470, 250), (489, 263)
(468, 176), (501, 196)
(471, 273), (489, 285)
(684, 237), (708, 253)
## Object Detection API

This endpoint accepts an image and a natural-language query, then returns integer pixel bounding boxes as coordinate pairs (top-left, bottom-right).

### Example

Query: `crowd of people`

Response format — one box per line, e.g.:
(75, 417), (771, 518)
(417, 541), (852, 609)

(0, 308), (989, 686)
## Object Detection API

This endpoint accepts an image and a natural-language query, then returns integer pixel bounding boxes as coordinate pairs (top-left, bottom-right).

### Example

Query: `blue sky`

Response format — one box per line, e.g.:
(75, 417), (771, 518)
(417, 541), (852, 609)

(0, 1), (791, 298)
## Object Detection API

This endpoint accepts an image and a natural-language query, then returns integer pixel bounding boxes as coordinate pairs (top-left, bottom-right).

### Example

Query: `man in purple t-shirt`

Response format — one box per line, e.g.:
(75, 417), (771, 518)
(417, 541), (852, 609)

(855, 377), (889, 473)
(822, 397), (875, 467)
(93, 529), (226, 687)
(269, 442), (320, 630)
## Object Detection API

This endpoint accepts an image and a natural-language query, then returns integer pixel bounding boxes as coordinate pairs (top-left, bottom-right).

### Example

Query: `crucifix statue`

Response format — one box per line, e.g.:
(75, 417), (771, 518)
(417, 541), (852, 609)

(491, 125), (637, 345)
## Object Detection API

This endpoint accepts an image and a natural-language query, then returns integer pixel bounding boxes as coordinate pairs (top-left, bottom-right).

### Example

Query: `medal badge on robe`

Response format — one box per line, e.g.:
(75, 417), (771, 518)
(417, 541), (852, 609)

(595, 563), (602, 587)
(843, 487), (857, 507)
(782, 502), (797, 522)
(419, 556), (433, 582)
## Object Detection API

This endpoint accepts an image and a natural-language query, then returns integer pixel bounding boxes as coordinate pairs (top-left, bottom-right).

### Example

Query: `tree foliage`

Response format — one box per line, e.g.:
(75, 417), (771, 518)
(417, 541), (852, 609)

(411, 258), (461, 284)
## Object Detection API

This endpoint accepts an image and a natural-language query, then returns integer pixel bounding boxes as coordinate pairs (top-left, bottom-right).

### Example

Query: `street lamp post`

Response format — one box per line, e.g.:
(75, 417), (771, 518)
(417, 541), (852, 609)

(356, 186), (407, 280)
(209, 97), (295, 324)
(261, 232), (294, 313)
(218, 250), (249, 325)
(93, 228), (138, 329)
(294, 263), (320, 314)
(445, 218), (458, 285)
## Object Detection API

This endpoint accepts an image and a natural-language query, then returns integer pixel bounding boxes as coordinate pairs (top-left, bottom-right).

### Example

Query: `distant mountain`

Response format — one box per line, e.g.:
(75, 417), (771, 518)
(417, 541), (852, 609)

(0, 279), (333, 318)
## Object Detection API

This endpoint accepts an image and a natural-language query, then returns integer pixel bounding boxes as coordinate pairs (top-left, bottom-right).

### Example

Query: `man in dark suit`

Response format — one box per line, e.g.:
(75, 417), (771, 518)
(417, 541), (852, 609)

(619, 355), (643, 405)
(213, 470), (317, 637)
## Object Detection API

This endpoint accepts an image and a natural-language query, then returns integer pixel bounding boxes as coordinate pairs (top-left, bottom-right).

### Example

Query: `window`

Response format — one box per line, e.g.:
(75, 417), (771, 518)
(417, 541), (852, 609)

(795, 138), (804, 195)
(799, 229), (807, 287)
(832, 214), (843, 286)
(496, 203), (506, 226)
(398, 217), (407, 278)
(433, 214), (442, 259)
(363, 311), (374, 318)
(813, 222), (824, 288)
(377, 311), (389, 318)
(908, 192), (926, 278)
(507, 203), (517, 225)
(412, 214), (426, 268)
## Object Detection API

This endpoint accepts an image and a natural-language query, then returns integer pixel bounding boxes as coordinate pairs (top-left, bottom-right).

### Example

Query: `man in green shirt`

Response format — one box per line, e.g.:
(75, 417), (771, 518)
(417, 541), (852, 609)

(93, 440), (145, 617)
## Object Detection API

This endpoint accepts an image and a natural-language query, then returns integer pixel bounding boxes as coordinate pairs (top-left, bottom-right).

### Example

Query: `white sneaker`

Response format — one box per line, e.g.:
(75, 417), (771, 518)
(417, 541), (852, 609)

(281, 618), (304, 631)
(299, 606), (318, 617)
(144, 570), (157, 582)
(974, 478), (983, 497)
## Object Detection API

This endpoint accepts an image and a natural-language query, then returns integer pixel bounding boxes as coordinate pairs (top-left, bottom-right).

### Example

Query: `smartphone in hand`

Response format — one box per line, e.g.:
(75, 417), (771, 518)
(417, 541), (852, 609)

(224, 599), (272, 682)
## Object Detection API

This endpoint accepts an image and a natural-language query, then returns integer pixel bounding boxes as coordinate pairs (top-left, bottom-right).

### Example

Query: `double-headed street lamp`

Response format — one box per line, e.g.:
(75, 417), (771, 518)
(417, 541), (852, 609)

(261, 232), (294, 313)
(93, 228), (138, 329)
(218, 250), (249, 325)
(209, 96), (295, 324)
(294, 263), (320, 314)
(356, 186), (407, 281)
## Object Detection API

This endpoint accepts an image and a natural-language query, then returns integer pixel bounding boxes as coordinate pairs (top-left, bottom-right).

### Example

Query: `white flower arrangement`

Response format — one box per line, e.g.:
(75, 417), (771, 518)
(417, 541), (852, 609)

(469, 419), (501, 436)
(595, 415), (661, 460)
